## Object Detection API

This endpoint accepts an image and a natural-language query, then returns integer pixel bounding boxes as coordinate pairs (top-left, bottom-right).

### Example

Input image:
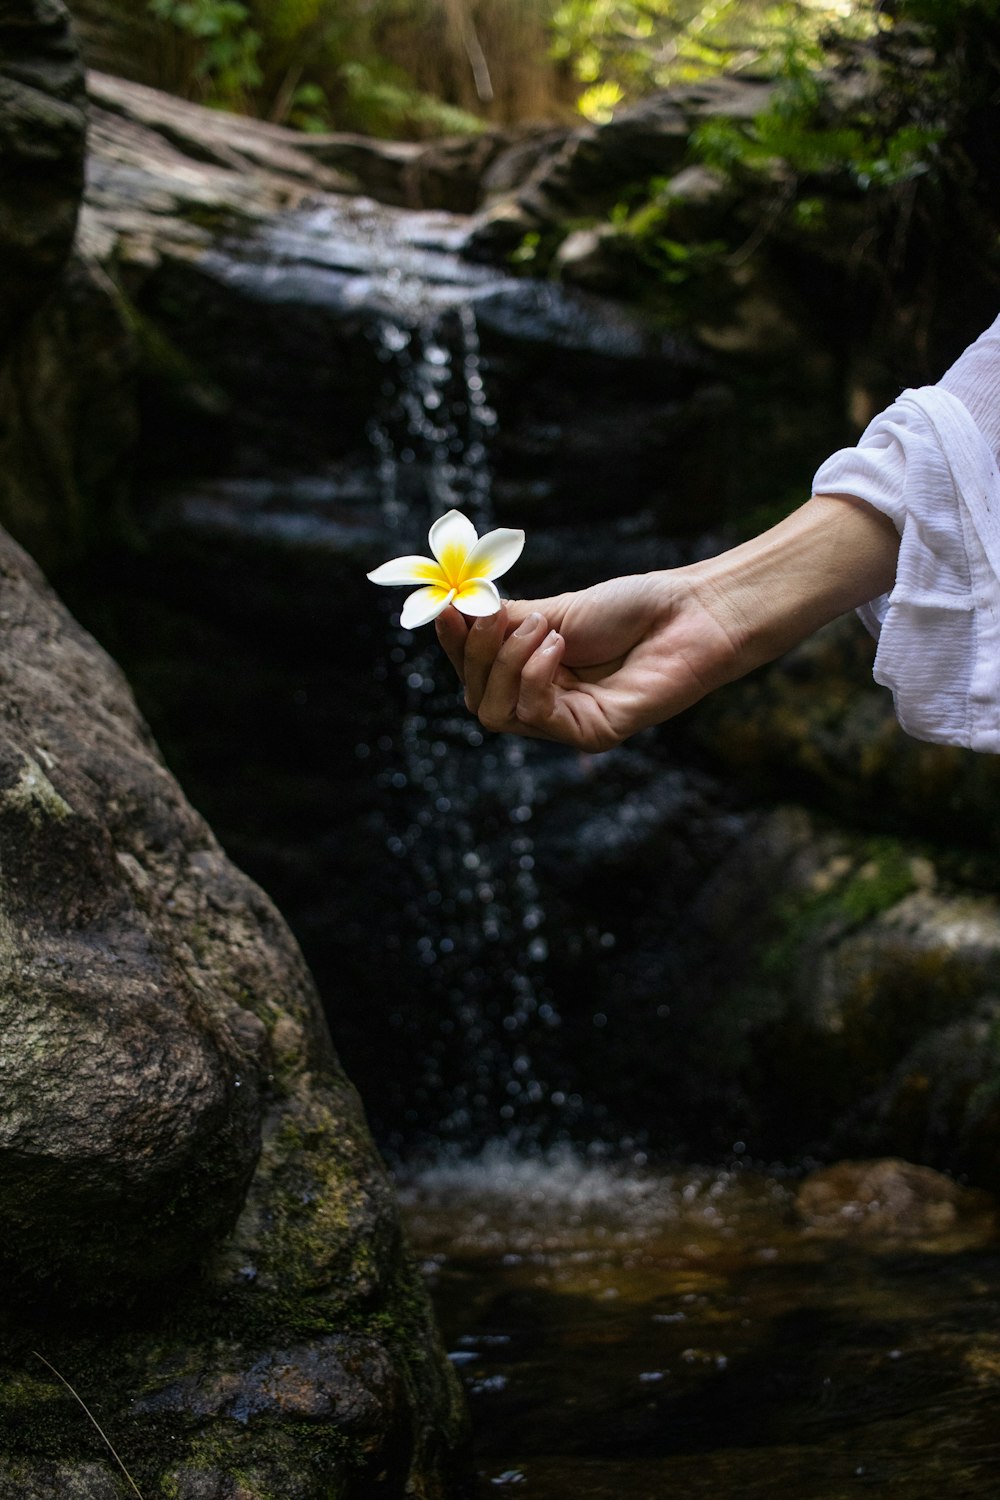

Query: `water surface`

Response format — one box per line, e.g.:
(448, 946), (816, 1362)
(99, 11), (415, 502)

(399, 1147), (1000, 1498)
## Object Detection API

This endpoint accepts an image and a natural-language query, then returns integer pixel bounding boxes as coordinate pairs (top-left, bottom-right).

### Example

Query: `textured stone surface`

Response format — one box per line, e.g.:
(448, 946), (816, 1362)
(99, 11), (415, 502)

(0, 481), (467, 1493)
(796, 1158), (967, 1236)
(0, 0), (87, 344)
(465, 75), (773, 257)
(0, 520), (285, 1296)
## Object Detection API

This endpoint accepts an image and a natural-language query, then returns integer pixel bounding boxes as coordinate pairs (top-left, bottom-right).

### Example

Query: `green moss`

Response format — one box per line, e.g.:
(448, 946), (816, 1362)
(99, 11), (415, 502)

(182, 1418), (366, 1499)
(0, 1077), (464, 1496)
(757, 835), (919, 985)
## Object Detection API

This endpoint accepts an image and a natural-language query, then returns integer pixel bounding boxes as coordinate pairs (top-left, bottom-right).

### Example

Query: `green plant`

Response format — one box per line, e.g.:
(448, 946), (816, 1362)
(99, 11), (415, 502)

(691, 43), (944, 191)
(550, 0), (882, 115)
(148, 0), (262, 102)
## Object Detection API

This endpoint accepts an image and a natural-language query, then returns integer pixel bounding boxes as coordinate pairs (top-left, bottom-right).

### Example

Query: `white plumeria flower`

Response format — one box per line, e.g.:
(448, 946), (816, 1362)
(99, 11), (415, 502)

(367, 509), (525, 629)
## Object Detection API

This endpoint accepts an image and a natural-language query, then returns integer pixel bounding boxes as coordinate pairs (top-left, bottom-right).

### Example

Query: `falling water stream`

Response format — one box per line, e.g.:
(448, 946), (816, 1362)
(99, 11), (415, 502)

(365, 302), (571, 1147)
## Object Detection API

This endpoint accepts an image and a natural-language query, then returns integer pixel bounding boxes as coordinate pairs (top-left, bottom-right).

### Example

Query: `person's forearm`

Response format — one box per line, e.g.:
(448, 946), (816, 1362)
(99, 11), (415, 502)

(685, 493), (900, 677)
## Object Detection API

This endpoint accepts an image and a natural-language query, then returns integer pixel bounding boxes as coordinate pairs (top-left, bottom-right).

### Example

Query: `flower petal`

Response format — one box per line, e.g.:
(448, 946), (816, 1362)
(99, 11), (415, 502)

(428, 510), (479, 584)
(453, 578), (502, 618)
(367, 555), (446, 587)
(462, 527), (525, 582)
(400, 585), (456, 629)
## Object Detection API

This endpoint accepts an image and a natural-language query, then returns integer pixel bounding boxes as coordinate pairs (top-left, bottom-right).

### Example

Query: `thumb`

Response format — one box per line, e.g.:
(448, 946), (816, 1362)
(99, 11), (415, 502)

(503, 594), (572, 636)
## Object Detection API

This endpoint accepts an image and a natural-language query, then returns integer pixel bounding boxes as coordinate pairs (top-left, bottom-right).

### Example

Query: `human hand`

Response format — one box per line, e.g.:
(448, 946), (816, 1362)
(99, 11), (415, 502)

(434, 571), (743, 752)
(434, 495), (900, 753)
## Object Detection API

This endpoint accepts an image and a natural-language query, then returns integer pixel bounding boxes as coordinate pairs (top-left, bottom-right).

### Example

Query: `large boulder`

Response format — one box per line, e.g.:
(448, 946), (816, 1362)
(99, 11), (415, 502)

(0, 427), (468, 1500)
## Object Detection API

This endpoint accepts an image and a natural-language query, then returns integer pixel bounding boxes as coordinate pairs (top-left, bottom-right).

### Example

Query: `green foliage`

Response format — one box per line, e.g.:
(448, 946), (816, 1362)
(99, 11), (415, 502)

(339, 60), (485, 137)
(148, 0), (262, 100)
(131, 0), (562, 134)
(81, 0), (1000, 147)
(691, 63), (945, 192)
(550, 1), (881, 116)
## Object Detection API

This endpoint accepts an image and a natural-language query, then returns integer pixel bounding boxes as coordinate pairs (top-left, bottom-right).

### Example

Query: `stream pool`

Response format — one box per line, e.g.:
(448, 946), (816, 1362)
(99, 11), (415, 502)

(398, 1146), (1000, 1499)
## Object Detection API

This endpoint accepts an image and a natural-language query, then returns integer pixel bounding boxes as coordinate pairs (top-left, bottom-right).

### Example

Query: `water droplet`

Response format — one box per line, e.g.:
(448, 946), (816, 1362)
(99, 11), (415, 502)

(381, 323), (410, 352)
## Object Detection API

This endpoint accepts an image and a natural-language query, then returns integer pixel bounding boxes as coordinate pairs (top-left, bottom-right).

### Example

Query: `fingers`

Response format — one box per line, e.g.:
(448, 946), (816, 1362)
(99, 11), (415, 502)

(515, 628), (564, 728)
(434, 605), (472, 685)
(435, 606), (622, 750)
(463, 605), (509, 712)
(476, 612), (550, 731)
(433, 603), (516, 711)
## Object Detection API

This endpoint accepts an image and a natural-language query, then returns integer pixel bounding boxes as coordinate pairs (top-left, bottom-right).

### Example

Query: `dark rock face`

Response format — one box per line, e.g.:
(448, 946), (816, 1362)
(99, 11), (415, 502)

(465, 75), (773, 257)
(0, 523), (280, 1297)
(0, 0), (87, 346)
(0, 441), (468, 1500)
(73, 70), (723, 542)
(683, 613), (1000, 848)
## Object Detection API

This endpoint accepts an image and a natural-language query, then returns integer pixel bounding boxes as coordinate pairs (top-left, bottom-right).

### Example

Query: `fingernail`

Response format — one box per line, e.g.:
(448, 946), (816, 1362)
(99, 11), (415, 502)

(540, 630), (561, 652)
(513, 612), (542, 637)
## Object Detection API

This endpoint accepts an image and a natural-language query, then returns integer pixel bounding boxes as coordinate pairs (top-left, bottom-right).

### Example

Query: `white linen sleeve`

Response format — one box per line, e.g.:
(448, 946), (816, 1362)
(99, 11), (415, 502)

(811, 318), (1000, 752)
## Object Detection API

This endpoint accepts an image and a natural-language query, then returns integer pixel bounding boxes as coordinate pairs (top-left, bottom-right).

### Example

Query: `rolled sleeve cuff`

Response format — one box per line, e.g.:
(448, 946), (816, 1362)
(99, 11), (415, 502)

(812, 387), (1000, 753)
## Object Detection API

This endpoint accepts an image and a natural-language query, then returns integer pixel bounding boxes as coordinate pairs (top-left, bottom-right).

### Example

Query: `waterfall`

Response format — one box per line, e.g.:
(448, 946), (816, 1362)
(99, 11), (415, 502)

(107, 189), (718, 1162)
(362, 303), (574, 1153)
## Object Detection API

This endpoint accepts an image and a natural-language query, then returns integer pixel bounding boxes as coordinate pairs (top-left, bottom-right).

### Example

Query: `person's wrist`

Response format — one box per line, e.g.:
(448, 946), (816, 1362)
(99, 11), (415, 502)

(681, 493), (901, 677)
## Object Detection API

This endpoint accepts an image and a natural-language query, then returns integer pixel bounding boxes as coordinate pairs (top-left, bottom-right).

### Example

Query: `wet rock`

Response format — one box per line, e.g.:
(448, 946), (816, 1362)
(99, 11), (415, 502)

(655, 164), (732, 242)
(0, 0), (87, 346)
(681, 805), (1000, 1170)
(134, 1334), (403, 1430)
(85, 70), (355, 202)
(551, 225), (623, 293)
(83, 68), (560, 216)
(67, 74), (720, 533)
(796, 1158), (965, 1236)
(0, 253), (136, 568)
(303, 125), (565, 215)
(0, 522), (267, 1299)
(0, 523), (468, 1491)
(0, 1464), (127, 1500)
(465, 76), (773, 256)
